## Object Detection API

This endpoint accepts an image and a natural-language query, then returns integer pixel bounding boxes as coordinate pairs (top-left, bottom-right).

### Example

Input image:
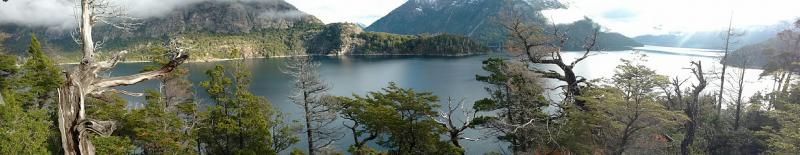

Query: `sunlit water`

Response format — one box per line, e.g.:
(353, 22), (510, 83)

(110, 46), (772, 154)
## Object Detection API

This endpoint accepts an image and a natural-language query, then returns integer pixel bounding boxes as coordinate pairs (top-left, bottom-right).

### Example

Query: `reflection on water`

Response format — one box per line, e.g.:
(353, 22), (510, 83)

(110, 48), (770, 154)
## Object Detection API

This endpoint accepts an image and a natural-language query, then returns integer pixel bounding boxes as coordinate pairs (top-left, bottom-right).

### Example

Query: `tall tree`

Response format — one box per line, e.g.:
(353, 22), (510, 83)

(18, 34), (64, 108)
(717, 15), (745, 117)
(0, 47), (52, 154)
(55, 0), (188, 154)
(471, 58), (551, 153)
(284, 57), (340, 155)
(732, 56), (749, 130)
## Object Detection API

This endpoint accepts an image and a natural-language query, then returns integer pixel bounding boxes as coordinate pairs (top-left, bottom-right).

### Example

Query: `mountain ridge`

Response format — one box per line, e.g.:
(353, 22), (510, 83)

(366, 0), (642, 51)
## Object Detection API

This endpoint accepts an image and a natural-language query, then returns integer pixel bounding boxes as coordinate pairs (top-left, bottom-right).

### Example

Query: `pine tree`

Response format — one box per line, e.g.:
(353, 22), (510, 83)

(17, 34), (64, 108)
(198, 64), (299, 154)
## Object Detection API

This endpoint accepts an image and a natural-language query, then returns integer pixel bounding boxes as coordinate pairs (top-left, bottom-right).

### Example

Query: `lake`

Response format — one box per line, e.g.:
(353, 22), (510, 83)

(110, 45), (772, 154)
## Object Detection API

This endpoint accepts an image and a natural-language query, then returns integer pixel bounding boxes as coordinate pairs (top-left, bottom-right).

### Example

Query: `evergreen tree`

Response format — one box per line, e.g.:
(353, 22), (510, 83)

(17, 34), (64, 108)
(0, 100), (52, 154)
(337, 82), (461, 155)
(198, 64), (299, 154)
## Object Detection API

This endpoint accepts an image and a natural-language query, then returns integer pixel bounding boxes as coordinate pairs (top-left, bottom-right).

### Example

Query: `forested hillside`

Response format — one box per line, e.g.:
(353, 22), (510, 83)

(366, 0), (643, 50)
(0, 0), (487, 63)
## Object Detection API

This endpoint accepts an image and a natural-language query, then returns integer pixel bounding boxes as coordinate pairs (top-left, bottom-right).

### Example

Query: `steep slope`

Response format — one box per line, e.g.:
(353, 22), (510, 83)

(367, 0), (558, 43)
(1, 0), (321, 53)
(366, 0), (642, 50)
(724, 32), (796, 69)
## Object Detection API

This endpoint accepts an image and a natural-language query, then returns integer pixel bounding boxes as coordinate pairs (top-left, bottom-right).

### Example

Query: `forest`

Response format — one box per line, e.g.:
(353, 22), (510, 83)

(1, 0), (800, 155)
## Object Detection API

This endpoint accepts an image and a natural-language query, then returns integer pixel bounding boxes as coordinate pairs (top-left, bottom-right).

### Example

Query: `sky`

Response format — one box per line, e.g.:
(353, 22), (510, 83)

(543, 0), (800, 36)
(0, 0), (797, 37)
(285, 0), (406, 26)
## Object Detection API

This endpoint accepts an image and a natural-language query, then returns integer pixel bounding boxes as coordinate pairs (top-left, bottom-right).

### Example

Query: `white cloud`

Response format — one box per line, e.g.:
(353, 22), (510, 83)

(0, 0), (283, 29)
(284, 0), (406, 25)
(546, 0), (800, 37)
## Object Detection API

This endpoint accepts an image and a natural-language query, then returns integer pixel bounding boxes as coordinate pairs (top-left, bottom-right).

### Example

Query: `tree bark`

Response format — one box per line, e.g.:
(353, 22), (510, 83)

(56, 1), (190, 154)
(681, 61), (707, 155)
(718, 17), (733, 118)
(734, 60), (747, 130)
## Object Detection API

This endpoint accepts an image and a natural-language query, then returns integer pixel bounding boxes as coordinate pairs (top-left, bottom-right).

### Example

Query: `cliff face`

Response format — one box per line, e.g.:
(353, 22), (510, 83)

(306, 23), (366, 55)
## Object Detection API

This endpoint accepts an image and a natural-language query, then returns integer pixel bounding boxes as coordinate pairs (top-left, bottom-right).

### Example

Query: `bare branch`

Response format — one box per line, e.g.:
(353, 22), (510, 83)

(91, 54), (188, 89)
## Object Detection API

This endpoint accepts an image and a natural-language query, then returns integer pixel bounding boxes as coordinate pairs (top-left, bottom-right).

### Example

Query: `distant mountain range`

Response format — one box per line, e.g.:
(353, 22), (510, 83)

(366, 0), (642, 51)
(633, 22), (791, 50)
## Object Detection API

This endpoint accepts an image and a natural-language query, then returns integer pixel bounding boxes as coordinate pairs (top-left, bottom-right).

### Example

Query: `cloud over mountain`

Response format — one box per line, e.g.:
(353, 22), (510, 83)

(0, 0), (289, 29)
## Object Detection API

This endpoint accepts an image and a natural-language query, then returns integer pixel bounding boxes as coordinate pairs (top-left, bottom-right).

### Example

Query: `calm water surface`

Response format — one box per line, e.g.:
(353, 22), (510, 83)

(110, 46), (771, 154)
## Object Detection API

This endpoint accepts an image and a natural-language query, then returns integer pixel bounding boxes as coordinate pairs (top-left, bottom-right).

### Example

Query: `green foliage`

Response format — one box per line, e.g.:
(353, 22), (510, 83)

(337, 82), (461, 155)
(0, 35), (62, 155)
(0, 100), (51, 154)
(581, 55), (686, 154)
(0, 53), (16, 90)
(124, 90), (195, 154)
(472, 58), (554, 153)
(84, 94), (135, 154)
(765, 103), (800, 153)
(91, 135), (135, 155)
(17, 34), (64, 108)
(356, 32), (488, 55)
(198, 64), (299, 154)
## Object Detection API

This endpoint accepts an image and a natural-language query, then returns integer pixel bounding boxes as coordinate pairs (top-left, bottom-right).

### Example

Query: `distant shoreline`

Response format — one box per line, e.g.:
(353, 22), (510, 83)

(57, 53), (487, 65)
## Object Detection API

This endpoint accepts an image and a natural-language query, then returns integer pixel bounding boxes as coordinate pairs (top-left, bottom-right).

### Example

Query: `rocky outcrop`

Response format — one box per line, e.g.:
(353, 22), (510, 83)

(306, 23), (365, 55)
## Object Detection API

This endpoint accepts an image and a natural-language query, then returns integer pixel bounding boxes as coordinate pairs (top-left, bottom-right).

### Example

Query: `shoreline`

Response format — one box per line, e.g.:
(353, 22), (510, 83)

(57, 53), (487, 65)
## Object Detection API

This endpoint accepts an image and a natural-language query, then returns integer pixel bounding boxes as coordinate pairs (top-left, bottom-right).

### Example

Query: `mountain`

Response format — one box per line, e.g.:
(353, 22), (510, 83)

(1, 0), (321, 55)
(0, 0), (487, 62)
(633, 22), (790, 50)
(366, 0), (642, 51)
(724, 31), (797, 69)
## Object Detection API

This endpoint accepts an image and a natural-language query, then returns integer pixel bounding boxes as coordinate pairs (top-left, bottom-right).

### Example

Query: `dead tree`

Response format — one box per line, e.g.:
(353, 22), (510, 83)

(733, 57), (749, 130)
(284, 56), (340, 155)
(500, 8), (598, 111)
(680, 61), (708, 155)
(435, 97), (478, 149)
(57, 0), (188, 154)
(717, 15), (745, 117)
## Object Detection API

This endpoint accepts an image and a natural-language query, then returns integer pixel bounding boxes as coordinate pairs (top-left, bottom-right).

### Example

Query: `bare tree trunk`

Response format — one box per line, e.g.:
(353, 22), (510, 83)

(56, 0), (189, 154)
(681, 61), (707, 155)
(717, 16), (733, 118)
(304, 92), (315, 155)
(782, 74), (792, 92)
(734, 60), (747, 130)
